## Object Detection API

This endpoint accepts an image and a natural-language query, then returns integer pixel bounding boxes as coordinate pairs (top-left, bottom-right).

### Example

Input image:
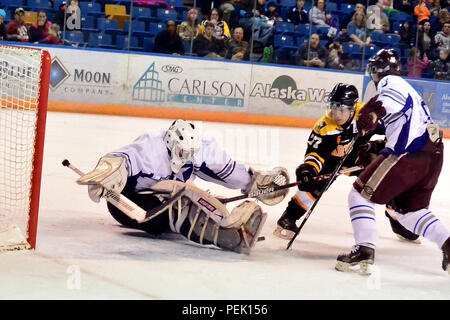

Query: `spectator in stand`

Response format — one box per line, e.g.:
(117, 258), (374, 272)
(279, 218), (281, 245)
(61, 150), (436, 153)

(398, 21), (415, 47)
(341, 3), (365, 32)
(418, 20), (437, 59)
(238, 0), (274, 48)
(393, 0), (414, 15)
(287, 0), (309, 25)
(266, 1), (283, 24)
(407, 47), (429, 78)
(178, 8), (201, 42)
(367, 1), (390, 35)
(309, 0), (329, 27)
(435, 22), (450, 51)
(201, 8), (231, 41)
(54, 1), (67, 30)
(6, 8), (29, 42)
(39, 23), (63, 45)
(0, 9), (7, 41)
(414, 0), (431, 23)
(193, 21), (227, 58)
(225, 26), (249, 60)
(326, 47), (345, 70)
(295, 33), (328, 68)
(347, 11), (372, 46)
(154, 20), (185, 56)
(430, 0), (442, 16)
(438, 9), (449, 29)
(429, 48), (449, 80)
(29, 11), (52, 43)
(327, 40), (353, 69)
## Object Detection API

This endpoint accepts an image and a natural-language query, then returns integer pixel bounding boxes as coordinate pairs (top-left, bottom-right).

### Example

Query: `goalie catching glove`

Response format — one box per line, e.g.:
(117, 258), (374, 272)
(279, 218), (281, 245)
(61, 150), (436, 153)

(77, 156), (128, 203)
(245, 167), (290, 206)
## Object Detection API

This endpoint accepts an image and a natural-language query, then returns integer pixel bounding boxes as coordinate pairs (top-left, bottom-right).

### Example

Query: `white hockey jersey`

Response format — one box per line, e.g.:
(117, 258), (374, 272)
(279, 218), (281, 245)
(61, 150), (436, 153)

(107, 129), (252, 192)
(376, 75), (433, 156)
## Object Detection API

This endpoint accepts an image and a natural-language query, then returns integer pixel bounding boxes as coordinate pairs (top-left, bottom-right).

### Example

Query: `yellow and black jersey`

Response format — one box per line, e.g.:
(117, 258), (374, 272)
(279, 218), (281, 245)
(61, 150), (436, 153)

(303, 102), (368, 175)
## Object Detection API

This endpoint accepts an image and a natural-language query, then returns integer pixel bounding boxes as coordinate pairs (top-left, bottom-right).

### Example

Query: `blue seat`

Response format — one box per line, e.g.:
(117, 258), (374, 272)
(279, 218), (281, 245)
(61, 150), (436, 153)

(26, 0), (51, 10)
(274, 34), (295, 48)
(296, 24), (311, 36)
(341, 4), (355, 14)
(156, 8), (178, 22)
(116, 35), (142, 51)
(342, 42), (359, 54)
(274, 46), (296, 65)
(148, 22), (165, 36)
(132, 6), (159, 23)
(88, 32), (115, 49)
(1, 0), (23, 8)
(166, 0), (184, 9)
(274, 21), (295, 34)
(389, 11), (409, 21)
(326, 2), (338, 11)
(81, 15), (98, 32)
(80, 2), (104, 17)
(124, 20), (152, 37)
(97, 18), (125, 35)
(280, 0), (295, 7)
(296, 36), (307, 46)
(365, 45), (381, 58)
(143, 37), (155, 52)
(380, 33), (400, 45)
(65, 31), (86, 45)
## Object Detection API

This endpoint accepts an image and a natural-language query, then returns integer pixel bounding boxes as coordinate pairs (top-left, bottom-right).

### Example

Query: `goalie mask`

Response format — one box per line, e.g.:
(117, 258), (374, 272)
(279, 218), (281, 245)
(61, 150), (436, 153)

(165, 119), (201, 173)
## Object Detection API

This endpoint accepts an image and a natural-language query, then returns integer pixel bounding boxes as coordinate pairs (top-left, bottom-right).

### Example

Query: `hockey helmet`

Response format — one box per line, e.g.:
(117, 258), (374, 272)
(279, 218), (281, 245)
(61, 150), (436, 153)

(164, 119), (201, 173)
(367, 48), (401, 83)
(327, 83), (359, 111)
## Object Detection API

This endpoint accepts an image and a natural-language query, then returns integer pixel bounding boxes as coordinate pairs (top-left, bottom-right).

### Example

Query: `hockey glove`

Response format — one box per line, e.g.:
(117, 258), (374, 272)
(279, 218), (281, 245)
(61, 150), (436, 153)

(296, 164), (318, 192)
(356, 95), (386, 136)
(77, 156), (128, 203)
(357, 139), (386, 167)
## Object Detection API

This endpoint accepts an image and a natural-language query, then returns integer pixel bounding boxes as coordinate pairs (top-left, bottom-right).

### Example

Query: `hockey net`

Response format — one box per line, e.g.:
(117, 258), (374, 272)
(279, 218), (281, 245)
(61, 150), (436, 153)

(0, 45), (50, 251)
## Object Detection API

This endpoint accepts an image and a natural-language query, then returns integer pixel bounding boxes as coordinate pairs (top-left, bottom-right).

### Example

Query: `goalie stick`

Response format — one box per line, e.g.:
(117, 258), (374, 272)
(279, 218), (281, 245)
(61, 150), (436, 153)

(62, 159), (185, 224)
(219, 165), (364, 204)
(286, 135), (361, 250)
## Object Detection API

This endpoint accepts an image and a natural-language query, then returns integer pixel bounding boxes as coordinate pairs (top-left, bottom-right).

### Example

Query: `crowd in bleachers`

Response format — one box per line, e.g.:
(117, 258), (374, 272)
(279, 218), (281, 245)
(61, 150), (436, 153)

(0, 0), (448, 80)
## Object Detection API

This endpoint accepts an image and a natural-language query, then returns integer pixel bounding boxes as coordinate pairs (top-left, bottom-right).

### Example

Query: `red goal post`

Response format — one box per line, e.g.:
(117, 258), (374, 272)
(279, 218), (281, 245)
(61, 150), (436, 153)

(0, 44), (51, 250)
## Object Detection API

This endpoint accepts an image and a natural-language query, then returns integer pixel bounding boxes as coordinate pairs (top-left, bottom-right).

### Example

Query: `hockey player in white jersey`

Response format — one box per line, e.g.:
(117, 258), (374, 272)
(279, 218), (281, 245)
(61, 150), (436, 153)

(335, 48), (450, 275)
(76, 119), (289, 254)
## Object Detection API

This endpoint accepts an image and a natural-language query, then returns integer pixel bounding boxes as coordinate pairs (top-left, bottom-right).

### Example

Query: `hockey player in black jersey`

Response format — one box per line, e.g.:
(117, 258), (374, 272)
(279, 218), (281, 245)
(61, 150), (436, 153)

(274, 83), (419, 243)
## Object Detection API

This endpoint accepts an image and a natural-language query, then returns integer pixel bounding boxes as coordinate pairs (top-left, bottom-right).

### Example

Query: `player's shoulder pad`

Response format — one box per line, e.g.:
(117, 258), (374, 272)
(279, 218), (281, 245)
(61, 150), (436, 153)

(312, 112), (341, 136)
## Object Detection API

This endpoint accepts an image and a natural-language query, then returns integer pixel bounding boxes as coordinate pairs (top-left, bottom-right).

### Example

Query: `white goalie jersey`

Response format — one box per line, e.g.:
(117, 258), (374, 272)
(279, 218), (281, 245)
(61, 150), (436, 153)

(107, 129), (252, 192)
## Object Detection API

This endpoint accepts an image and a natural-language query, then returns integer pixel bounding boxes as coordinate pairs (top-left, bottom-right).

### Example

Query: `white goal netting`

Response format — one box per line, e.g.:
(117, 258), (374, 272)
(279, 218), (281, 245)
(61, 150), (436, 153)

(0, 45), (45, 251)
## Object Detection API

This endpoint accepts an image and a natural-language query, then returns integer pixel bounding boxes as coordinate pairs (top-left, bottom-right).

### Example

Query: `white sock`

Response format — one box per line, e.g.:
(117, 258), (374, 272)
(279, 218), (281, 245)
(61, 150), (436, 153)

(396, 208), (450, 248)
(348, 187), (378, 249)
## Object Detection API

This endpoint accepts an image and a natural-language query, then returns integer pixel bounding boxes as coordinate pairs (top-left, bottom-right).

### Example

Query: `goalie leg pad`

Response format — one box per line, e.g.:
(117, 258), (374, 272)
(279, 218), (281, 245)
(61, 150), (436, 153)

(180, 200), (267, 254)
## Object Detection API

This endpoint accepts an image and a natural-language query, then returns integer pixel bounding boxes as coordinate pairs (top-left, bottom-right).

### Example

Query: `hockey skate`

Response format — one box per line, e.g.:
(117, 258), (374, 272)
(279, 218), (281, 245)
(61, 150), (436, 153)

(335, 245), (375, 275)
(442, 237), (450, 275)
(273, 211), (298, 240)
(385, 212), (421, 244)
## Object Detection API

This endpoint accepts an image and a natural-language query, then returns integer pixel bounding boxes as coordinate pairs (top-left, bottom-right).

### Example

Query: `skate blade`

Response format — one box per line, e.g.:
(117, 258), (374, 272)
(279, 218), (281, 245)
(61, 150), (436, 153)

(397, 235), (421, 244)
(273, 226), (294, 240)
(335, 260), (373, 276)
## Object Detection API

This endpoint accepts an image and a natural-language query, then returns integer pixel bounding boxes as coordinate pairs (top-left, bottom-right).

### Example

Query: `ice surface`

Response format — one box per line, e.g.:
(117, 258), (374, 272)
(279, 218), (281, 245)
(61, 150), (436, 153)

(1, 112), (449, 299)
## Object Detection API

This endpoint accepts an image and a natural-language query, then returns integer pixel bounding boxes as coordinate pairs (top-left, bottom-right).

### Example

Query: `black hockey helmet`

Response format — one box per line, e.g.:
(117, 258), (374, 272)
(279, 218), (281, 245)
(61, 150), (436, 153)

(328, 83), (359, 111)
(367, 48), (401, 83)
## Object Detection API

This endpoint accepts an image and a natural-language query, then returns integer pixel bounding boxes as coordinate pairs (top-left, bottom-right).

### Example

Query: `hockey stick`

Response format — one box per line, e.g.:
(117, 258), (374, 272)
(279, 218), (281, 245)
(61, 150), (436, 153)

(286, 135), (361, 250)
(219, 165), (364, 204)
(62, 159), (184, 224)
